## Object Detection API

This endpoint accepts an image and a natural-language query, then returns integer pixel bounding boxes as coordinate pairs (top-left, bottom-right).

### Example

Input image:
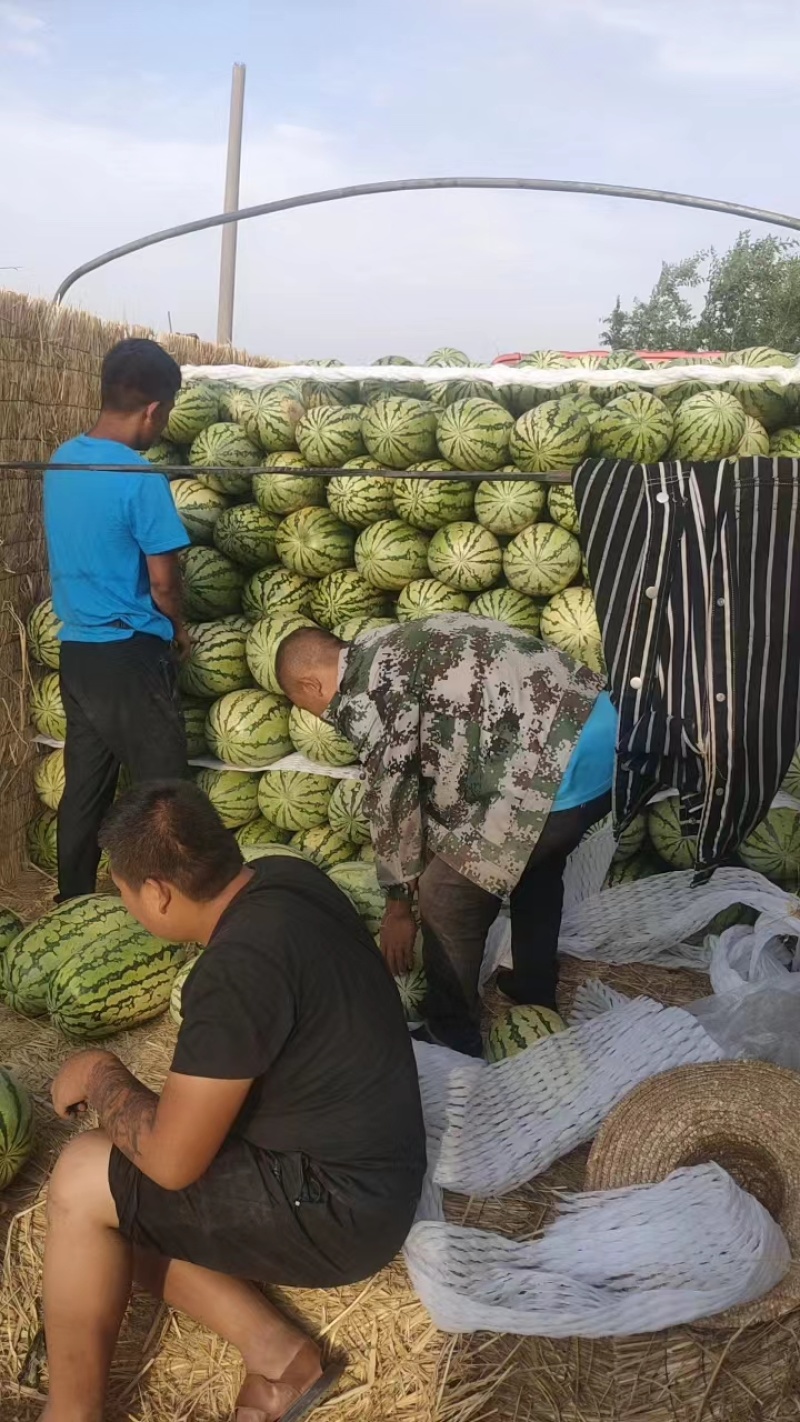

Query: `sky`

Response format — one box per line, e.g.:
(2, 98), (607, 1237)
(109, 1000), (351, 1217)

(2, 0), (800, 361)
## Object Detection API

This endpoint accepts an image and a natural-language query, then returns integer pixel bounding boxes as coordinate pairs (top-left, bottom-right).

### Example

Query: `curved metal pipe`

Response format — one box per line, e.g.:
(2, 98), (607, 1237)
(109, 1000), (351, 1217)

(54, 177), (800, 305)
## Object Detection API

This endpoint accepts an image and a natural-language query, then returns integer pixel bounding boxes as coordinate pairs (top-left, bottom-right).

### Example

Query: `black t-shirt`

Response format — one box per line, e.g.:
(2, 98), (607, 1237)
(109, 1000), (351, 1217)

(172, 857), (427, 1203)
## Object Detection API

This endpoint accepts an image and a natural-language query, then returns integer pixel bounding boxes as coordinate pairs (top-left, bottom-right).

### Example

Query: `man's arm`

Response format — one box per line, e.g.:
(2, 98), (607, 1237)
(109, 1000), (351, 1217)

(146, 551), (190, 659)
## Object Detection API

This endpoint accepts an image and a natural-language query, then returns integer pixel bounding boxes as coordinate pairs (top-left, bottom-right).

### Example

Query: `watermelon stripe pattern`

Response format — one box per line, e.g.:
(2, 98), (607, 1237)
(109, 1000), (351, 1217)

(308, 570), (388, 630)
(181, 547), (246, 620)
(510, 401), (591, 473)
(179, 618), (252, 700)
(355, 520), (430, 591)
(195, 769), (260, 828)
(189, 422), (261, 494)
(27, 598), (62, 669)
(1, 896), (147, 1016)
(205, 690), (292, 768)
(258, 770), (334, 831)
(392, 475), (474, 530)
(275, 508), (356, 580)
(213, 504), (281, 570)
(396, 579), (471, 621)
(46, 933), (191, 1041)
(253, 469), (326, 515)
(327, 474), (396, 527)
(668, 391), (746, 460)
(427, 522), (503, 593)
(435, 398), (514, 471)
(0, 1068), (34, 1188)
(296, 406), (365, 466)
(361, 397), (439, 469)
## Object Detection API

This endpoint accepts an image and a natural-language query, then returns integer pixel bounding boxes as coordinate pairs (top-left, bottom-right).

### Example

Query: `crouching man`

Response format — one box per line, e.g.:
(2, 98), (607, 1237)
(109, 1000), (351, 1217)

(42, 781), (426, 1422)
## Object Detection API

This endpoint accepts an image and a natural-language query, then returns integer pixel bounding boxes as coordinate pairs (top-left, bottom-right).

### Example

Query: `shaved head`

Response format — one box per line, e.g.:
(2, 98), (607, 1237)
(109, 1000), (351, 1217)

(275, 626), (345, 716)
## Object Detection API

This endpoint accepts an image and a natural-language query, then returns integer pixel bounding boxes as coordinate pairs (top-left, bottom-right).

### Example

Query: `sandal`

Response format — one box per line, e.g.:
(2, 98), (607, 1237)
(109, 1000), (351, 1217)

(235, 1340), (345, 1422)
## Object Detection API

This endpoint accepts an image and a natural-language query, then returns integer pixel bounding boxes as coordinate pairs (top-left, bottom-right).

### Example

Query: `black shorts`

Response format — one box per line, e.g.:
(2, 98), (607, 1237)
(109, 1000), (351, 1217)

(108, 1136), (420, 1288)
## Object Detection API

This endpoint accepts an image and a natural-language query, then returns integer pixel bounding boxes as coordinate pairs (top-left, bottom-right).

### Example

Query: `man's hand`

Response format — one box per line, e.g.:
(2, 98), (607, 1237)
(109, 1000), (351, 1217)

(51, 1049), (118, 1120)
(380, 900), (417, 977)
(173, 624), (192, 663)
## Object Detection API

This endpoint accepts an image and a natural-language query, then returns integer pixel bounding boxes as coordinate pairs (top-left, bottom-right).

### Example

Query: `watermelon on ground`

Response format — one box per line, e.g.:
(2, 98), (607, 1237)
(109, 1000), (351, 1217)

(427, 522), (502, 593)
(355, 520), (430, 591)
(605, 849), (666, 887)
(213, 504), (281, 570)
(308, 570), (388, 629)
(275, 508), (356, 580)
(0, 1067), (34, 1188)
(252, 467), (326, 515)
(327, 778), (369, 844)
(27, 809), (58, 875)
(27, 598), (62, 669)
(739, 807), (800, 889)
(0, 908), (23, 952)
(33, 749), (65, 809)
(361, 397), (439, 469)
(171, 478), (230, 545)
(241, 568), (314, 623)
(180, 547), (246, 621)
(648, 798), (696, 870)
(195, 768), (260, 828)
(296, 406), (364, 466)
(205, 690), (291, 769)
(258, 770), (334, 832)
(189, 423), (261, 495)
(289, 706), (358, 766)
(392, 474), (474, 530)
(436, 398), (514, 471)
(615, 813), (648, 861)
(46, 930), (190, 1042)
(396, 578), (471, 621)
(1, 895), (142, 1017)
(590, 392), (673, 462)
(486, 1005), (566, 1061)
(179, 618), (252, 700)
(504, 524), (582, 597)
(165, 384), (220, 444)
(669, 392), (746, 460)
(540, 587), (604, 673)
(473, 476), (546, 535)
(510, 400), (591, 473)
(327, 472), (396, 527)
(29, 673), (66, 740)
(469, 587), (543, 634)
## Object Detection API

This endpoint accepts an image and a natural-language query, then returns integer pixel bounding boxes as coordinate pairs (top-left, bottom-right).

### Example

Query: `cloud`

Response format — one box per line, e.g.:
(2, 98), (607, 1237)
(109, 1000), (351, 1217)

(0, 3), (47, 58)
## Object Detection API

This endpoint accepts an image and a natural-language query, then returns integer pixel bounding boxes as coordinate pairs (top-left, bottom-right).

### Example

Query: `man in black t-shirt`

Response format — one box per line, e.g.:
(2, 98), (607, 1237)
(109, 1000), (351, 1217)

(44, 781), (426, 1422)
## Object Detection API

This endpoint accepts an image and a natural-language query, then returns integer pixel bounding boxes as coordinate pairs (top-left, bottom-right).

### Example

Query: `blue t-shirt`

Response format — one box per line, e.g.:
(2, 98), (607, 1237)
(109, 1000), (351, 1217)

(44, 435), (190, 643)
(553, 690), (617, 813)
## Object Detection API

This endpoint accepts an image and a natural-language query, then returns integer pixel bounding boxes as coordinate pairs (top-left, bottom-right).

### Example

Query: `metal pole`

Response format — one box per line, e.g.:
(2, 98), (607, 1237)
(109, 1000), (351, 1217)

(216, 62), (246, 346)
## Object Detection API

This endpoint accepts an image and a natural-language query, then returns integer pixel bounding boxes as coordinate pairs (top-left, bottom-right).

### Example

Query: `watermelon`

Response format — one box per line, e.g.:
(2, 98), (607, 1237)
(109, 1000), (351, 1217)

(504, 524), (582, 596)
(1, 895), (145, 1017)
(258, 769), (335, 831)
(605, 849), (666, 887)
(179, 618), (252, 700)
(360, 355), (427, 404)
(144, 439), (186, 474)
(212, 503), (280, 570)
(246, 613), (316, 696)
(425, 347), (472, 366)
(275, 507), (356, 580)
(165, 384), (220, 444)
(510, 401), (591, 473)
(547, 483), (579, 534)
(240, 842), (312, 865)
(253, 466), (326, 515)
(427, 522), (503, 593)
(27, 809), (58, 875)
(435, 398), (514, 471)
(739, 806), (800, 889)
(395, 966), (428, 1023)
(473, 476), (546, 535)
(782, 747), (800, 800)
(195, 768), (260, 828)
(392, 474), (474, 530)
(354, 520), (431, 591)
(486, 1004), (566, 1061)
(27, 598), (62, 669)
(181, 698), (209, 757)
(327, 860), (384, 933)
(648, 798), (695, 870)
(291, 826), (357, 870)
(29, 673), (66, 740)
(288, 706), (358, 766)
(597, 349), (650, 404)
(614, 813), (648, 861)
(0, 908), (23, 953)
(359, 842), (376, 862)
(180, 547), (246, 620)
(396, 578), (471, 621)
(171, 478), (229, 545)
(669, 391), (746, 460)
(169, 955), (199, 1028)
(241, 568), (313, 623)
(333, 615), (396, 640)
(361, 397), (439, 469)
(540, 587), (604, 673)
(506, 352), (570, 416)
(722, 347), (795, 430)
(737, 415), (770, 456)
(327, 778), (369, 844)
(234, 817), (292, 849)
(469, 587), (543, 634)
(33, 748), (65, 809)
(563, 354), (608, 400)
(301, 358), (359, 408)
(218, 384), (251, 420)
(205, 690), (291, 769)
(428, 374), (506, 409)
(189, 423), (261, 495)
(252, 389), (305, 452)
(327, 473), (396, 527)
(0, 1068), (33, 1188)
(308, 569), (386, 629)
(296, 406), (364, 466)
(46, 929), (190, 1041)
(769, 427), (800, 456)
(590, 392), (673, 462)
(658, 356), (714, 412)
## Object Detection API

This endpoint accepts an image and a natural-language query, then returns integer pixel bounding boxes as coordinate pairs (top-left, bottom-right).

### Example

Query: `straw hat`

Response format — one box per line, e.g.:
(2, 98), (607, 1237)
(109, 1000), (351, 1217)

(585, 1060), (800, 1329)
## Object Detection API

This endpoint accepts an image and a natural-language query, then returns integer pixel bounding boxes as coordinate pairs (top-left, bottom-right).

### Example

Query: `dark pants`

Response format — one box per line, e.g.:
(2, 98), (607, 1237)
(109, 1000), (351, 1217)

(418, 793), (611, 1056)
(57, 635), (188, 900)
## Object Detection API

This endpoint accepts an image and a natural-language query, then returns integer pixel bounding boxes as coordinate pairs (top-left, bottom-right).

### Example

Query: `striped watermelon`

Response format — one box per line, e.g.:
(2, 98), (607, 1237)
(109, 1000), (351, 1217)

(327, 860), (384, 933)
(296, 406), (364, 466)
(169, 955), (199, 1027)
(396, 578), (471, 621)
(289, 706), (358, 766)
(510, 400), (591, 473)
(392, 474), (474, 530)
(739, 807), (800, 889)
(333, 615), (396, 640)
(195, 768), (260, 828)
(241, 568), (314, 622)
(737, 415), (770, 456)
(648, 798), (695, 870)
(0, 908), (22, 952)
(359, 842), (376, 862)
(235, 817), (292, 849)
(290, 826), (357, 870)
(240, 842), (313, 865)
(486, 1005), (566, 1061)
(30, 673), (66, 740)
(722, 347), (795, 430)
(469, 587), (543, 634)
(506, 352), (570, 416)
(564, 354), (608, 399)
(669, 392), (746, 460)
(172, 478), (230, 544)
(327, 473), (396, 527)
(0, 1068), (33, 1188)
(27, 598), (62, 669)
(218, 385), (252, 422)
(769, 427), (800, 456)
(27, 809), (58, 875)
(246, 613), (316, 695)
(354, 520), (430, 591)
(308, 569), (388, 629)
(504, 524), (582, 596)
(275, 507), (356, 579)
(253, 390), (306, 452)
(615, 813), (648, 861)
(547, 483), (579, 534)
(658, 357), (714, 412)
(301, 358), (359, 408)
(1, 895), (142, 1016)
(395, 966), (428, 1023)
(33, 748), (65, 809)
(223, 389), (261, 444)
(189, 423), (261, 495)
(473, 476), (546, 535)
(360, 355), (427, 403)
(181, 546), (246, 620)
(597, 349), (650, 403)
(427, 522), (502, 593)
(205, 690), (291, 768)
(327, 778), (369, 844)
(165, 384), (220, 444)
(606, 849), (665, 887)
(179, 618), (252, 700)
(253, 466), (326, 515)
(258, 769), (334, 831)
(425, 347), (472, 366)
(540, 587), (604, 673)
(212, 503), (280, 570)
(46, 929), (191, 1041)
(590, 392), (673, 462)
(361, 397), (439, 469)
(782, 747), (800, 800)
(181, 698), (209, 757)
(144, 439), (186, 474)
(427, 374), (505, 409)
(436, 398), (514, 471)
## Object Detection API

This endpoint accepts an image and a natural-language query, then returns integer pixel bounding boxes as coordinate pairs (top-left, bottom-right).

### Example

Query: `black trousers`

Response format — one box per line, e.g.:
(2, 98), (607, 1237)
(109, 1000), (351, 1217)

(57, 635), (188, 900)
(418, 792), (611, 1056)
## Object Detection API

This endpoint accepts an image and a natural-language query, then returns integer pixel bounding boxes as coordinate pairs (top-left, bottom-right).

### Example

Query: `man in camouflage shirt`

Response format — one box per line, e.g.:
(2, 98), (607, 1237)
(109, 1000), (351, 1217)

(277, 615), (615, 1057)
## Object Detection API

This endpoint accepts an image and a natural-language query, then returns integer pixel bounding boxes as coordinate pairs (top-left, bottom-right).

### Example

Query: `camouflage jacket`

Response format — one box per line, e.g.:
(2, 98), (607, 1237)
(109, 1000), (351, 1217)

(327, 614), (604, 896)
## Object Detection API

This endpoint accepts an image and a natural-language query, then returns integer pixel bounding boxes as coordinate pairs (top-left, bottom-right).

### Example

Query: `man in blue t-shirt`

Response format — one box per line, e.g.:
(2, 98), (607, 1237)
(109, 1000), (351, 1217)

(44, 338), (191, 900)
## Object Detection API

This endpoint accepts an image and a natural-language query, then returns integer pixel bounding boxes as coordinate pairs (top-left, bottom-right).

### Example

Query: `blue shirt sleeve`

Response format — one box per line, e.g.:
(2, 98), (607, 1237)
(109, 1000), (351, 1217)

(129, 473), (190, 556)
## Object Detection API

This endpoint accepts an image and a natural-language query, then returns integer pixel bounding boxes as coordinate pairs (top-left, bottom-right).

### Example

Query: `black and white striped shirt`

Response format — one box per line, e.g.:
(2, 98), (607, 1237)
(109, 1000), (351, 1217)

(573, 456), (800, 874)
